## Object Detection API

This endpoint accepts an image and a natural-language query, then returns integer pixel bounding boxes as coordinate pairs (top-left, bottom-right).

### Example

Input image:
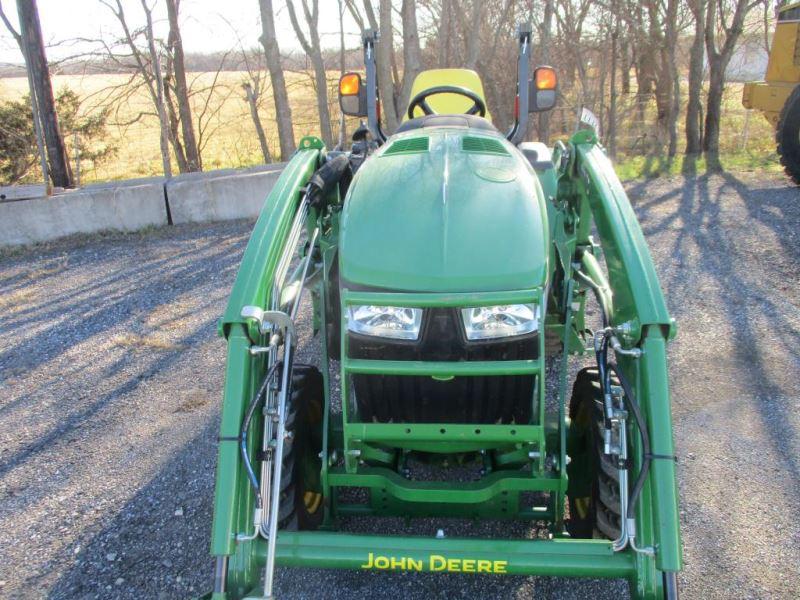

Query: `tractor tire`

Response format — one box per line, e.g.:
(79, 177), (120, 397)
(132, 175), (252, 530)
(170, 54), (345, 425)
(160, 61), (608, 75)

(776, 84), (800, 185)
(278, 364), (325, 530)
(566, 367), (622, 540)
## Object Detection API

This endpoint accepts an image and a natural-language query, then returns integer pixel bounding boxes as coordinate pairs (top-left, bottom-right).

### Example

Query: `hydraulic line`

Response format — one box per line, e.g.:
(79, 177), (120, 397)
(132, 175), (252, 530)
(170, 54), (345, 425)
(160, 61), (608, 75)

(579, 266), (653, 551)
(241, 361), (282, 509)
(610, 363), (652, 522)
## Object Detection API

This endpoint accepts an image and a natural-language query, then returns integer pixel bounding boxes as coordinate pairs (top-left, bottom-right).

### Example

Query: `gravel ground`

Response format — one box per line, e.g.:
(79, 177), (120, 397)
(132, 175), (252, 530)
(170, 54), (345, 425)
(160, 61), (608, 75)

(0, 171), (798, 599)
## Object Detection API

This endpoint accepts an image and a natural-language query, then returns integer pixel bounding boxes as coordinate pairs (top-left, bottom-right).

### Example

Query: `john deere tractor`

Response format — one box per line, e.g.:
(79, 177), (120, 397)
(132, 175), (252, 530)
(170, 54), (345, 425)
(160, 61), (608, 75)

(743, 1), (800, 182)
(204, 24), (681, 600)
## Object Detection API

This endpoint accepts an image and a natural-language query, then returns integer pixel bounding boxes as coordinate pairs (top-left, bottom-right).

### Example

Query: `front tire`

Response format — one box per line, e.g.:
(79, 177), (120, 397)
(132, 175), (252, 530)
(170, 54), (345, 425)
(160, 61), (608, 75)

(566, 367), (622, 540)
(279, 364), (325, 530)
(776, 84), (800, 185)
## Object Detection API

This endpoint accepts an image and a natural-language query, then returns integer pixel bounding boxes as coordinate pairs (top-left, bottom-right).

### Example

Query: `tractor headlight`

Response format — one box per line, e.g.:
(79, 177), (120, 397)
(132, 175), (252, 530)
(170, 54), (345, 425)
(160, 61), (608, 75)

(461, 304), (539, 340)
(347, 305), (423, 340)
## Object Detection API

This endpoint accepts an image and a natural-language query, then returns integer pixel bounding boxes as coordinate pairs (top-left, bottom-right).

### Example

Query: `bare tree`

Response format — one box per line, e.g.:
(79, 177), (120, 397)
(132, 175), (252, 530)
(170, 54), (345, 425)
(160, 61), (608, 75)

(285, 0), (334, 148)
(703, 0), (763, 165)
(397, 0), (423, 112)
(463, 1), (484, 70)
(0, 0), (48, 187)
(377, 0), (399, 131)
(165, 0), (200, 171)
(140, 0), (172, 178)
(258, 0), (296, 159)
(685, 0), (705, 155)
(14, 0), (73, 187)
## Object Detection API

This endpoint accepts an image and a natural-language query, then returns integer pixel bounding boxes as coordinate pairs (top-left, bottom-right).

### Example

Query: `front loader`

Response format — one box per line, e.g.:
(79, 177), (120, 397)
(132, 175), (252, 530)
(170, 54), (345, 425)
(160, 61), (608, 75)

(204, 24), (682, 600)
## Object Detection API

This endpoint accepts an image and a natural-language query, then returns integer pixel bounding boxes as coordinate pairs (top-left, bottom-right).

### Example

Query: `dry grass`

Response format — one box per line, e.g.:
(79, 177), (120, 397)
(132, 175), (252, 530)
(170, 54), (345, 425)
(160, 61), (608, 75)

(0, 288), (36, 312)
(173, 387), (212, 413)
(144, 301), (198, 332)
(0, 71), (778, 184)
(0, 70), (339, 182)
(24, 258), (69, 280)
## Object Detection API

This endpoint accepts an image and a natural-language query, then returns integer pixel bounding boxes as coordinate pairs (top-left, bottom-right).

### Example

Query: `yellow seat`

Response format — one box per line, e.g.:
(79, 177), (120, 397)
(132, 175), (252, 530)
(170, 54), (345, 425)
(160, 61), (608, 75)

(405, 69), (492, 122)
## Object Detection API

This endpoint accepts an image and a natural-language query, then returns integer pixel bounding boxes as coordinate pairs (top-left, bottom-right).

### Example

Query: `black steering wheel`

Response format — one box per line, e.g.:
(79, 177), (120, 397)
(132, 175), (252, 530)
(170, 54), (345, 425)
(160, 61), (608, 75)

(406, 85), (487, 120)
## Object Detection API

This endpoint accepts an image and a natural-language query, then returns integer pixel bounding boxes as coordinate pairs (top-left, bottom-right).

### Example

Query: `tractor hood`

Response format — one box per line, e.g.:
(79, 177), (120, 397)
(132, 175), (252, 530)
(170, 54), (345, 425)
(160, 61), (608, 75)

(339, 129), (549, 292)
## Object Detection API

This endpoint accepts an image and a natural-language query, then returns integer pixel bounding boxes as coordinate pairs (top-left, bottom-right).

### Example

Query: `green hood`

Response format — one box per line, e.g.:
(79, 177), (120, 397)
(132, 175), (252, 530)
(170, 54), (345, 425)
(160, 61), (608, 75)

(339, 128), (549, 292)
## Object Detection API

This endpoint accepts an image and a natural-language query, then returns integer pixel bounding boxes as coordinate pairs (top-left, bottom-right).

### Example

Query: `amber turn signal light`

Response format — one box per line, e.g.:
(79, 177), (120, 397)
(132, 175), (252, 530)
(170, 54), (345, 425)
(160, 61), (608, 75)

(534, 67), (557, 91)
(339, 73), (361, 96)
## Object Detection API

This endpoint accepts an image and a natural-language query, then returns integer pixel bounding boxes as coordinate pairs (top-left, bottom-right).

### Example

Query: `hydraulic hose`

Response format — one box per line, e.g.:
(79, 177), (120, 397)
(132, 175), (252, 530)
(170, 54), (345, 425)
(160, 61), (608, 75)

(241, 361), (282, 509)
(578, 267), (652, 530)
(610, 363), (651, 521)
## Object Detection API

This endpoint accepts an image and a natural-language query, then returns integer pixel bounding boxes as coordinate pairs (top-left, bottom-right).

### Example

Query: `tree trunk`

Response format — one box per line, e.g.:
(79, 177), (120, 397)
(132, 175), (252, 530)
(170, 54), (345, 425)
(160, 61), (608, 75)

(244, 83), (271, 163)
(464, 0), (484, 70)
(285, 0), (334, 148)
(703, 64), (725, 159)
(608, 27), (618, 158)
(620, 35), (631, 94)
(398, 0), (422, 113)
(377, 0), (398, 131)
(438, 0), (451, 68)
(703, 0), (752, 167)
(310, 53), (334, 148)
(141, 0), (172, 179)
(166, 0), (200, 171)
(163, 74), (189, 173)
(665, 0), (679, 157)
(685, 0), (705, 155)
(16, 0), (73, 187)
(259, 0), (296, 160)
(338, 0), (347, 147)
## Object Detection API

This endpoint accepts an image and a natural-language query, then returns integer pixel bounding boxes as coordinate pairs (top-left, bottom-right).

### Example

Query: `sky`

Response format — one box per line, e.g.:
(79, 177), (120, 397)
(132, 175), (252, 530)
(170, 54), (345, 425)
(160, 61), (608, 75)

(0, 0), (363, 66)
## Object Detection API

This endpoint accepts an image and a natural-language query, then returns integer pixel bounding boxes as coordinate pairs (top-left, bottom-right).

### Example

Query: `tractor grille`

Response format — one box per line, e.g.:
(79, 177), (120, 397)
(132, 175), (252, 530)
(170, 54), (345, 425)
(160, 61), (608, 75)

(349, 308), (536, 424)
(383, 137), (430, 155)
(461, 136), (509, 156)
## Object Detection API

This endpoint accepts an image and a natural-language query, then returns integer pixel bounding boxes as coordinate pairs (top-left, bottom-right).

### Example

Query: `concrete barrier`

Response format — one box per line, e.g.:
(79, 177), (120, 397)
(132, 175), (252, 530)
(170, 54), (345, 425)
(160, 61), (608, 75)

(166, 165), (284, 224)
(0, 182), (167, 247)
(0, 163), (288, 247)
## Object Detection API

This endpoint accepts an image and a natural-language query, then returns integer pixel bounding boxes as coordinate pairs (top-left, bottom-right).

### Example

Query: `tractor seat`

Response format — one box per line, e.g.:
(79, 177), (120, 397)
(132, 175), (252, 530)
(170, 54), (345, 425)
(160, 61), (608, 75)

(395, 114), (500, 135)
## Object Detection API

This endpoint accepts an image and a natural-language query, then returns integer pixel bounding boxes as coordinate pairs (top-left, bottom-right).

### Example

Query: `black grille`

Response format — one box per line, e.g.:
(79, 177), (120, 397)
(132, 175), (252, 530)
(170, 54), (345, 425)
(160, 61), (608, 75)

(349, 308), (537, 424)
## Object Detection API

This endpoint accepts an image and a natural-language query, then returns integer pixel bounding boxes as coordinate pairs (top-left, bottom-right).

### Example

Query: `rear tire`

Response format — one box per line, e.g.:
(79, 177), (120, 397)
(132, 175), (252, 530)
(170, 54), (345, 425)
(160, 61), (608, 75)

(776, 84), (800, 185)
(566, 367), (622, 540)
(278, 364), (325, 530)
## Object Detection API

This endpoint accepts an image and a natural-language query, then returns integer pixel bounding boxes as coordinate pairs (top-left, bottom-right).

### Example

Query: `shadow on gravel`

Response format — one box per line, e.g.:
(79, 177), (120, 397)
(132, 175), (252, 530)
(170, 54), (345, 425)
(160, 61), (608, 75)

(634, 170), (800, 488)
(48, 419), (219, 600)
(47, 419), (627, 600)
(0, 225), (247, 485)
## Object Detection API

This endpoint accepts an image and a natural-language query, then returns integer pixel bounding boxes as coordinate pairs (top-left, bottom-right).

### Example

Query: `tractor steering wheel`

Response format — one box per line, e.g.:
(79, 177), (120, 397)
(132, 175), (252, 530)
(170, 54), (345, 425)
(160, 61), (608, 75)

(406, 85), (487, 120)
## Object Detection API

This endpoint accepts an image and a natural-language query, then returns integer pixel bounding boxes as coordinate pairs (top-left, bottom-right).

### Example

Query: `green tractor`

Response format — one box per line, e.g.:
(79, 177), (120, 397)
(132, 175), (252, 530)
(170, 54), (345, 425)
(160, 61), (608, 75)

(205, 24), (681, 600)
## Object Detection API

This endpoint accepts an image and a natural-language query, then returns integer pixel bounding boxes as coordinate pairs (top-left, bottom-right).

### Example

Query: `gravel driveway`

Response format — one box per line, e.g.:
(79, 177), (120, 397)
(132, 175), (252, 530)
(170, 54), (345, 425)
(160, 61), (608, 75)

(0, 171), (798, 599)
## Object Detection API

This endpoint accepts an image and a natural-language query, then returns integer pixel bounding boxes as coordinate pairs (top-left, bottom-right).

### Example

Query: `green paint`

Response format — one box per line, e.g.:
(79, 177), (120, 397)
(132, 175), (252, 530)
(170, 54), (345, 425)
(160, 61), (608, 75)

(206, 109), (682, 599)
(339, 129), (550, 292)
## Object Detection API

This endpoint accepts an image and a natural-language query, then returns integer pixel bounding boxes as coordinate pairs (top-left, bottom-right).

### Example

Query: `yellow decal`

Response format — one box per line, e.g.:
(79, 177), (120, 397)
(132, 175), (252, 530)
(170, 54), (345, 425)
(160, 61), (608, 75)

(360, 552), (508, 574)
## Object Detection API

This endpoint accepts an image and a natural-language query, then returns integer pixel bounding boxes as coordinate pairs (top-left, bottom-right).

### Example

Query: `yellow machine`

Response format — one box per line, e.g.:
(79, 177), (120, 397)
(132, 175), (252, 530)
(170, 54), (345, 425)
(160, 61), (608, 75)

(743, 1), (800, 182)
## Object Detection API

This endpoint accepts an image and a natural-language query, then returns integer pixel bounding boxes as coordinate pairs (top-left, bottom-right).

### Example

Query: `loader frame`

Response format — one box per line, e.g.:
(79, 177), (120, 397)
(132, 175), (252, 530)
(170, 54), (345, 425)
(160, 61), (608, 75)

(206, 129), (681, 600)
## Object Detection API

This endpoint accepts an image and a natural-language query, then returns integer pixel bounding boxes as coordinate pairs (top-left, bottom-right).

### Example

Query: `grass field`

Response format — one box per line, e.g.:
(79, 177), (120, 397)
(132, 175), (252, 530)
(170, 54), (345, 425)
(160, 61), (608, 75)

(0, 71), (782, 183)
(0, 71), (338, 182)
